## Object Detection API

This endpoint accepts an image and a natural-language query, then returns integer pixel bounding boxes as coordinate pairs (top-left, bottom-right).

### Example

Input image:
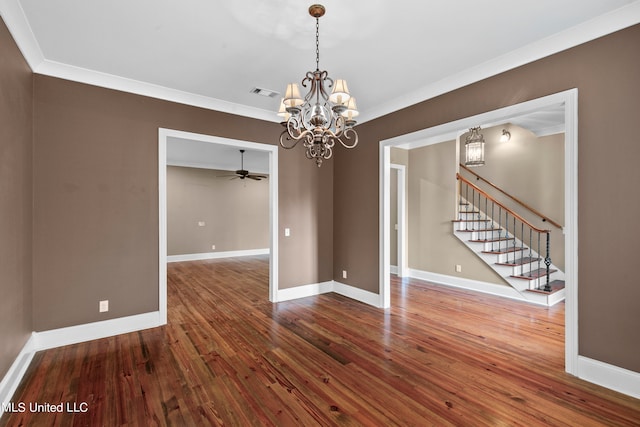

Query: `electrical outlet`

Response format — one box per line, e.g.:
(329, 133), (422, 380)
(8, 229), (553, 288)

(284, 228), (290, 237)
(211, 245), (216, 250)
(99, 300), (109, 313)
(342, 270), (347, 279)
(198, 221), (205, 227)
(455, 264), (462, 273)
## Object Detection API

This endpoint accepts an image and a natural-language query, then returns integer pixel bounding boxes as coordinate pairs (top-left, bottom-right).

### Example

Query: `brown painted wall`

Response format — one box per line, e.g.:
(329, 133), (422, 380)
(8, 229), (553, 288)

(0, 20), (33, 378)
(32, 75), (333, 331)
(334, 24), (640, 373)
(167, 166), (269, 255)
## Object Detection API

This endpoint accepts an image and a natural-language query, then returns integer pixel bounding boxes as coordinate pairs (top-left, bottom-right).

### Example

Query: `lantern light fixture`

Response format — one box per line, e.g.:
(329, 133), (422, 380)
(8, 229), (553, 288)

(464, 127), (485, 167)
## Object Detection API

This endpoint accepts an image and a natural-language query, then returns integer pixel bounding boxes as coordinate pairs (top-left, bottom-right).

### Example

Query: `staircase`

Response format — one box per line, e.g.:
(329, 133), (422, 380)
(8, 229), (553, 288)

(453, 172), (565, 306)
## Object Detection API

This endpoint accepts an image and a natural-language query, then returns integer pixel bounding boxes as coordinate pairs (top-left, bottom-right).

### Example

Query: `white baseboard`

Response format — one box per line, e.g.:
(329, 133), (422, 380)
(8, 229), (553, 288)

(0, 334), (36, 413)
(0, 311), (164, 414)
(276, 281), (334, 302)
(578, 356), (640, 399)
(333, 281), (382, 307)
(276, 280), (381, 308)
(167, 248), (269, 263)
(390, 265), (398, 275)
(408, 268), (528, 302)
(33, 311), (165, 351)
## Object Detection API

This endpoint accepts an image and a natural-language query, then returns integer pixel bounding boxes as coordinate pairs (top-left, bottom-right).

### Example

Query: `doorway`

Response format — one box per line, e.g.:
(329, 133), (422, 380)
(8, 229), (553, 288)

(158, 128), (279, 325)
(390, 164), (407, 278)
(379, 89), (578, 375)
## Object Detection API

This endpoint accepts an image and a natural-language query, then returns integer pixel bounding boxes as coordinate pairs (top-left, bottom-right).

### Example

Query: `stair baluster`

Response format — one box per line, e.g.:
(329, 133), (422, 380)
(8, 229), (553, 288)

(456, 173), (554, 293)
(537, 232), (541, 285)
(511, 216), (517, 265)
(491, 202), (496, 252)
(544, 234), (551, 292)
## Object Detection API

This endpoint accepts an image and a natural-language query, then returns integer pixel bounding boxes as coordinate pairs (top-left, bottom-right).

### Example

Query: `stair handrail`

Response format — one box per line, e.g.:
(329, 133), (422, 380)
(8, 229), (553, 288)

(459, 163), (562, 229)
(456, 173), (550, 234)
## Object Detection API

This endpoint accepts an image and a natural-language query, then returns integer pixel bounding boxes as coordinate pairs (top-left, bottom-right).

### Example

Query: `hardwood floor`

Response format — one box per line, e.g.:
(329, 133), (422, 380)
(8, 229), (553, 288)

(2, 256), (639, 426)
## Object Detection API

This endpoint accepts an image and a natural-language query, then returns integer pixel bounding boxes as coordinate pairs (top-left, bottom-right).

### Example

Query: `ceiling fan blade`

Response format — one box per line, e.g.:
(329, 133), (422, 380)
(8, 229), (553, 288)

(246, 176), (262, 181)
(247, 174), (267, 179)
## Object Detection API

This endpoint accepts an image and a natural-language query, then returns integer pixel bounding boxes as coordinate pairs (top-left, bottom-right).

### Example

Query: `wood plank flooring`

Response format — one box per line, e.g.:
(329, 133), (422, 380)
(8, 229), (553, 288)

(2, 255), (639, 426)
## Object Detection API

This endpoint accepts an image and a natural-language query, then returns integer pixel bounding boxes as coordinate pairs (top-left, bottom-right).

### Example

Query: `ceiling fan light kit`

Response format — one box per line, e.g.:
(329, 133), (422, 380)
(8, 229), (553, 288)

(278, 4), (359, 167)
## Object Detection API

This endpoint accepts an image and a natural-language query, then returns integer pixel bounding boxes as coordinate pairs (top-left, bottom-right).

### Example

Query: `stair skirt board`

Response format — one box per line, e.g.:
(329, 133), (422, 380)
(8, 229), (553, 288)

(452, 199), (565, 306)
(406, 269), (557, 305)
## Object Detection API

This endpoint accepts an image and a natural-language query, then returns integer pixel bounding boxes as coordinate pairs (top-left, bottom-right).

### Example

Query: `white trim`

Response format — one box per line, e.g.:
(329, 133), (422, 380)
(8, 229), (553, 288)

(1, 0), (637, 124)
(390, 164), (407, 278)
(333, 281), (382, 308)
(37, 61), (278, 123)
(563, 89), (579, 375)
(32, 311), (163, 351)
(380, 89), (579, 376)
(158, 130), (168, 325)
(359, 2), (640, 123)
(0, 334), (36, 412)
(0, 0), (44, 71)
(276, 280), (382, 308)
(0, 312), (163, 412)
(268, 149), (280, 303)
(408, 269), (529, 303)
(158, 128), (279, 304)
(276, 281), (334, 302)
(380, 146), (391, 308)
(578, 356), (640, 400)
(167, 248), (269, 263)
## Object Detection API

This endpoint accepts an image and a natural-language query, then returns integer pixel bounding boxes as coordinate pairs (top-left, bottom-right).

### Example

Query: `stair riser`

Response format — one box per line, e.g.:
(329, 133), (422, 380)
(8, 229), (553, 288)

(505, 271), (562, 291)
(511, 263), (545, 276)
(464, 230), (504, 241)
(452, 204), (565, 306)
(453, 222), (494, 232)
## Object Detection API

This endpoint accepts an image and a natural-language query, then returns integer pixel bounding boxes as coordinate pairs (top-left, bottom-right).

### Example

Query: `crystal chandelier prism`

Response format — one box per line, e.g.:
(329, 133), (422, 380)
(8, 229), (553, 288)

(278, 4), (359, 167)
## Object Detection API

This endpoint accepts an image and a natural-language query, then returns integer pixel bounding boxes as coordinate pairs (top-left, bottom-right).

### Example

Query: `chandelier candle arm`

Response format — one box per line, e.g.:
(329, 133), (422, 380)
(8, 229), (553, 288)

(277, 4), (359, 167)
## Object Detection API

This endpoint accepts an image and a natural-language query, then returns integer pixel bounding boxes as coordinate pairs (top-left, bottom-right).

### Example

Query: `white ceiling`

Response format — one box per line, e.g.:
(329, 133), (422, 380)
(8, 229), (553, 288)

(167, 137), (270, 173)
(4, 0), (640, 125)
(2, 1), (639, 167)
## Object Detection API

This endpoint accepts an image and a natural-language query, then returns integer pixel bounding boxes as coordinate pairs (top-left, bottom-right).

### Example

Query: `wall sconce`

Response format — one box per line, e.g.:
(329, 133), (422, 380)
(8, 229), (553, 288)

(464, 127), (485, 167)
(500, 129), (511, 143)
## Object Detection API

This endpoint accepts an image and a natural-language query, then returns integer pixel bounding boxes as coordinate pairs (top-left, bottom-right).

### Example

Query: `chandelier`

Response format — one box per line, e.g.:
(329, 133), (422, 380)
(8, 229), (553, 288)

(464, 126), (485, 167)
(278, 4), (359, 167)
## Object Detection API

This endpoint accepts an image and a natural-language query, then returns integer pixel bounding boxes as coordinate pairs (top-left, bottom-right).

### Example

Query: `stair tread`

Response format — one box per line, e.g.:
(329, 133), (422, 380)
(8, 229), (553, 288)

(496, 256), (541, 266)
(482, 247), (526, 255)
(452, 219), (492, 223)
(469, 237), (514, 243)
(526, 280), (565, 295)
(456, 228), (502, 233)
(511, 268), (558, 280)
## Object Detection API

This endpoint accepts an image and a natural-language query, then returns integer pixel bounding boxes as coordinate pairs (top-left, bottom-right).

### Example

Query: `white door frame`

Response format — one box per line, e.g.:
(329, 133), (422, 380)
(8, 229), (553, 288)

(158, 128), (279, 325)
(390, 164), (407, 278)
(379, 89), (578, 375)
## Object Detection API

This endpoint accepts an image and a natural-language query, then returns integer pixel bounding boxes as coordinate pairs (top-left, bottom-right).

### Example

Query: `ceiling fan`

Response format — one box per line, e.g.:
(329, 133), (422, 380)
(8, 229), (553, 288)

(219, 149), (267, 181)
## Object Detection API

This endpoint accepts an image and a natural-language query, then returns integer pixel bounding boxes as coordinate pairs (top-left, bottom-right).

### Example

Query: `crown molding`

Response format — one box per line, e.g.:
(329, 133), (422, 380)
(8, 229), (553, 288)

(2, 0), (639, 124)
(35, 60), (279, 122)
(357, 1), (640, 123)
(0, 0), (44, 70)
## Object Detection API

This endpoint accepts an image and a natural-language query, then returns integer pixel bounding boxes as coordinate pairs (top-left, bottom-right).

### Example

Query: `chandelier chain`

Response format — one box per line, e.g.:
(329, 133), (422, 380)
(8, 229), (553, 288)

(315, 18), (320, 71)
